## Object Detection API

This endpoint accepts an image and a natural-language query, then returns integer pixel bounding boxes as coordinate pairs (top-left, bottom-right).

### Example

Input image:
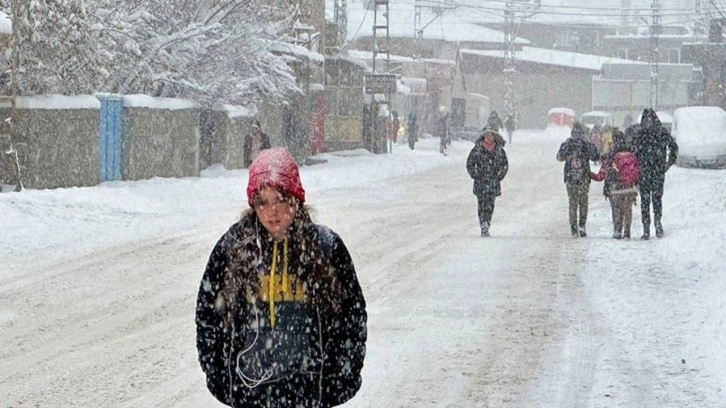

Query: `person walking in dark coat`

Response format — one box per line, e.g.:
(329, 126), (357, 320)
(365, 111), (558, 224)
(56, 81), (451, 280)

(406, 113), (418, 150)
(556, 122), (600, 237)
(438, 107), (451, 155)
(242, 119), (271, 168)
(196, 148), (367, 408)
(466, 129), (509, 237)
(503, 114), (515, 144)
(634, 108), (678, 239)
(486, 110), (503, 132)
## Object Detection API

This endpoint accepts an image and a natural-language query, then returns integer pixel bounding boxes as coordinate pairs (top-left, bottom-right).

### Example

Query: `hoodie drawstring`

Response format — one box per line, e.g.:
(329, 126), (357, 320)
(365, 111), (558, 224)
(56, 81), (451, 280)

(268, 238), (289, 328)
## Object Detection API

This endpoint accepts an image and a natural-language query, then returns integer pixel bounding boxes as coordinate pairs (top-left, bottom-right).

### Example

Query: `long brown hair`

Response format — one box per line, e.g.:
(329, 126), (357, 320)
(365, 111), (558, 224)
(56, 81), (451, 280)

(223, 202), (342, 323)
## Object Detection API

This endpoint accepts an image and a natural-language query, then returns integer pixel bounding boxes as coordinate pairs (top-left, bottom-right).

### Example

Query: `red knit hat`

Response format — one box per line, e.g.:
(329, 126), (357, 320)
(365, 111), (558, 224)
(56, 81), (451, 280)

(246, 147), (305, 206)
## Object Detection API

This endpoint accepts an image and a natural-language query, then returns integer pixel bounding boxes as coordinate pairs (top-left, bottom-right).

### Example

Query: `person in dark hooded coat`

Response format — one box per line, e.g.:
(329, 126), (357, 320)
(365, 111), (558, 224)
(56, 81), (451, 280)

(556, 122), (600, 237)
(634, 108), (678, 239)
(196, 148), (367, 408)
(486, 110), (503, 132)
(466, 129), (508, 237)
(243, 119), (272, 168)
(406, 113), (418, 150)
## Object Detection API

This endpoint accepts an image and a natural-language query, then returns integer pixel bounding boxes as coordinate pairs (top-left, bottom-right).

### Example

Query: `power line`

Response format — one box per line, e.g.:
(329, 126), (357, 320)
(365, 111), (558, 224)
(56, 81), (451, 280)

(392, 0), (705, 19)
(341, 0), (373, 52)
(345, 1), (711, 34)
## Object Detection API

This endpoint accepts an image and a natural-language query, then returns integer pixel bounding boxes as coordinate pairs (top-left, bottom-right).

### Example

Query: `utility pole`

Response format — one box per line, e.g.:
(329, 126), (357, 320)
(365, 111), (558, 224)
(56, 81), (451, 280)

(371, 0), (390, 74)
(694, 0), (714, 35)
(367, 0), (394, 154)
(333, 0), (347, 53)
(503, 1), (516, 122)
(694, 0), (702, 36)
(414, 1), (422, 46)
(649, 0), (661, 108)
(503, 0), (540, 125)
(413, 0), (453, 59)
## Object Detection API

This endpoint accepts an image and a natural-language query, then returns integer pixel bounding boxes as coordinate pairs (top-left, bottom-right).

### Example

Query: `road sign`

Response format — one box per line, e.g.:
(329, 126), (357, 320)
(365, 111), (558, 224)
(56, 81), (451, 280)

(364, 73), (397, 94)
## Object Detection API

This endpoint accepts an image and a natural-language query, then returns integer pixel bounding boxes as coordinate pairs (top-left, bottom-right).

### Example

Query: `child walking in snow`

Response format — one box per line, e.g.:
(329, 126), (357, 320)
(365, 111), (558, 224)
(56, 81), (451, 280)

(590, 129), (640, 239)
(196, 148), (367, 407)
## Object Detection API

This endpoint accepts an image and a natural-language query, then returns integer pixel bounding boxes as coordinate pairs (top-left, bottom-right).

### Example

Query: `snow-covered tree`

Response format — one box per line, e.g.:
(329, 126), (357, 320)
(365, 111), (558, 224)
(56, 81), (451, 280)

(0, 0), (110, 95)
(1, 0), (304, 105)
(91, 0), (302, 105)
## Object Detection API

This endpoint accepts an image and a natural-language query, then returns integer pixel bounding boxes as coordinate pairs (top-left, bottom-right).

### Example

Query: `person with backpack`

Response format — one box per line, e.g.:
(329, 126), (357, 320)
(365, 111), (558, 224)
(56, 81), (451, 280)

(466, 129), (509, 237)
(590, 128), (640, 239)
(634, 108), (678, 239)
(556, 122), (600, 237)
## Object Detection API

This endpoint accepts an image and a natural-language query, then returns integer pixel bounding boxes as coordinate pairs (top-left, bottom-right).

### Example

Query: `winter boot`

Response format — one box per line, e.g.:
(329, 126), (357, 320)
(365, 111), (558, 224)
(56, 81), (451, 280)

(655, 220), (664, 238)
(641, 223), (650, 240)
(578, 226), (587, 237)
(481, 222), (490, 237)
(612, 232), (622, 239)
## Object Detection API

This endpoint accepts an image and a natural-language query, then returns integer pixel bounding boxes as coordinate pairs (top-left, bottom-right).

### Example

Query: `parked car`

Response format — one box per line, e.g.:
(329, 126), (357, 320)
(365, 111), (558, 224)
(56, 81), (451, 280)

(547, 107), (575, 128)
(580, 111), (614, 130)
(671, 106), (726, 169)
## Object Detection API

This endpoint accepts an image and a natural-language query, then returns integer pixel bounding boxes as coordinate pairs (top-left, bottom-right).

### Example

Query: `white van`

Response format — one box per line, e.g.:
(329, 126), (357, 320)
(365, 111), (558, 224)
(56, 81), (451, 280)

(580, 111), (614, 130)
(671, 106), (726, 169)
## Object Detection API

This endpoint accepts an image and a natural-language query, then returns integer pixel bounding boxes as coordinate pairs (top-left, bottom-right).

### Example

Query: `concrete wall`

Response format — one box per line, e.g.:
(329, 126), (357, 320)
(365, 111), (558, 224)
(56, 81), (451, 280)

(200, 109), (251, 170)
(0, 95), (209, 190)
(122, 106), (200, 180)
(0, 106), (100, 189)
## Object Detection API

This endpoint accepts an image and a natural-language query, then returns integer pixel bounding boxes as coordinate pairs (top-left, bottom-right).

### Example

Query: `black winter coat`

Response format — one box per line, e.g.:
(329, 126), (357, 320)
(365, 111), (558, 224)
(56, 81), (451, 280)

(466, 134), (509, 197)
(634, 108), (678, 192)
(196, 209), (367, 408)
(556, 136), (599, 185)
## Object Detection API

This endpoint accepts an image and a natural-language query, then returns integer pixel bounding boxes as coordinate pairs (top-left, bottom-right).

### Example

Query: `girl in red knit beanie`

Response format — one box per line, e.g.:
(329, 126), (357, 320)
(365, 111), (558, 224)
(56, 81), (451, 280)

(196, 147), (367, 408)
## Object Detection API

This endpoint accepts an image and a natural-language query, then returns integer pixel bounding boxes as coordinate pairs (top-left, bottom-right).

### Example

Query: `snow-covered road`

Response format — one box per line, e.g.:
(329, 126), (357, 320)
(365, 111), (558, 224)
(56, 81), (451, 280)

(1, 133), (724, 407)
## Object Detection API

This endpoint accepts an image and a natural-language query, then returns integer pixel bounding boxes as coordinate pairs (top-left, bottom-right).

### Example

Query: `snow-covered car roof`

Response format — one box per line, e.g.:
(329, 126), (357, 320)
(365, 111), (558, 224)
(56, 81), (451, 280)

(672, 106), (726, 157)
(548, 107), (575, 116)
(581, 111), (612, 118)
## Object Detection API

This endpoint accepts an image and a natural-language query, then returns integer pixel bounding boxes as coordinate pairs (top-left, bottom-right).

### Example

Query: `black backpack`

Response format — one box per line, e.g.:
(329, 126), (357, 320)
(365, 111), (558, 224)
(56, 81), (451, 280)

(566, 147), (589, 183)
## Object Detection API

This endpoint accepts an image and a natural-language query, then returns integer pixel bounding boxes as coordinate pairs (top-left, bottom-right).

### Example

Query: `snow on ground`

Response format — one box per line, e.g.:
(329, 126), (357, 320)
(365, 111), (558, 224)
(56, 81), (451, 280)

(1, 129), (724, 407)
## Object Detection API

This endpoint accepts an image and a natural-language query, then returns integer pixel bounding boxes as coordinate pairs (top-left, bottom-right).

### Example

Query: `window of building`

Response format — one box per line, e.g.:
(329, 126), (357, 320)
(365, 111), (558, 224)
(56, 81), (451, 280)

(325, 59), (339, 86)
(668, 48), (680, 63)
(325, 89), (338, 115)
